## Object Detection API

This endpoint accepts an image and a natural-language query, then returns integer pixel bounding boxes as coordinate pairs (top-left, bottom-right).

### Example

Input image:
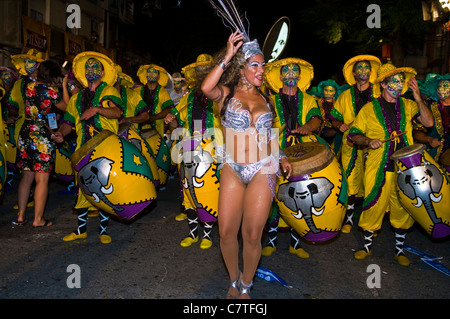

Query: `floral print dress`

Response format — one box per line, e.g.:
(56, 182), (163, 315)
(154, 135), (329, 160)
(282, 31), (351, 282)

(17, 81), (61, 173)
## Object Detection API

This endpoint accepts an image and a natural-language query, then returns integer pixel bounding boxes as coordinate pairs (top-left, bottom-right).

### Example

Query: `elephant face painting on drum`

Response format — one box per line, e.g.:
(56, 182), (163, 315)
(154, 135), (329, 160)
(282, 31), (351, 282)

(275, 143), (348, 242)
(391, 144), (450, 239)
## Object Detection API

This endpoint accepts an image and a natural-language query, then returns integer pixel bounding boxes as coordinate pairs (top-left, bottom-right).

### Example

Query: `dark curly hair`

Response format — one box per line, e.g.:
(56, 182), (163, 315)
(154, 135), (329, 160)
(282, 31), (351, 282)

(36, 60), (63, 86)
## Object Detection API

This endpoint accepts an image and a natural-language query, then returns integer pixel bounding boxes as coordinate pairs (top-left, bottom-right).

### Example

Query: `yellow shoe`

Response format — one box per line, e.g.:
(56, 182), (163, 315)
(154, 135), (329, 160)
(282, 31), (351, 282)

(261, 246), (277, 256)
(354, 249), (372, 260)
(200, 238), (212, 249)
(341, 224), (352, 233)
(13, 201), (35, 210)
(175, 212), (187, 221)
(289, 246), (310, 259)
(394, 254), (410, 266)
(99, 234), (112, 244)
(63, 232), (87, 242)
(180, 236), (198, 247)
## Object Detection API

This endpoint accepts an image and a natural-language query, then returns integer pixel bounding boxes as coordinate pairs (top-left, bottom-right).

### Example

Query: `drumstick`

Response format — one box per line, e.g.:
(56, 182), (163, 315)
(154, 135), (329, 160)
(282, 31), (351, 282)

(363, 131), (406, 150)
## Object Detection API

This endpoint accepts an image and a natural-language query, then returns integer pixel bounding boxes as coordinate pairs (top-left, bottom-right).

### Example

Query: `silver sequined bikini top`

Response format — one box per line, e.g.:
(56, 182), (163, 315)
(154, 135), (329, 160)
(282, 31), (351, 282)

(222, 97), (273, 133)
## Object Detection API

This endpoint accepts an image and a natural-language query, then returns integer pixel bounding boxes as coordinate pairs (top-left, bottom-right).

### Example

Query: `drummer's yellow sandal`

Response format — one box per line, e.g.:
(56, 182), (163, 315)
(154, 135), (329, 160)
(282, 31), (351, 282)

(63, 232), (87, 242)
(354, 249), (372, 260)
(394, 254), (410, 266)
(289, 246), (310, 259)
(200, 238), (212, 249)
(180, 236), (198, 247)
(99, 234), (112, 244)
(261, 246), (277, 256)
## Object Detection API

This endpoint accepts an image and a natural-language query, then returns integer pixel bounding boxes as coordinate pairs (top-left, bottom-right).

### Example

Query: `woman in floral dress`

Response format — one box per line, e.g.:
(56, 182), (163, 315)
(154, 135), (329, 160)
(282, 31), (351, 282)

(14, 60), (67, 227)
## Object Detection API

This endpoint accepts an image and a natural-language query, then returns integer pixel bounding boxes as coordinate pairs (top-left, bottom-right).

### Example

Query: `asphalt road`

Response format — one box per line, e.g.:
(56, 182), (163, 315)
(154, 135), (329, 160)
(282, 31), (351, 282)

(0, 173), (448, 312)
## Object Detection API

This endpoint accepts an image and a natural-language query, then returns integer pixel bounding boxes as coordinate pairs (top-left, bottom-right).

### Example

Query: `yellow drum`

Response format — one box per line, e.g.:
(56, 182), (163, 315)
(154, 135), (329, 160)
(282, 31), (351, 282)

(71, 130), (156, 221)
(440, 149), (450, 177)
(275, 142), (347, 242)
(3, 122), (16, 167)
(118, 122), (159, 187)
(178, 135), (220, 222)
(391, 144), (450, 239)
(141, 128), (170, 187)
(54, 140), (75, 182)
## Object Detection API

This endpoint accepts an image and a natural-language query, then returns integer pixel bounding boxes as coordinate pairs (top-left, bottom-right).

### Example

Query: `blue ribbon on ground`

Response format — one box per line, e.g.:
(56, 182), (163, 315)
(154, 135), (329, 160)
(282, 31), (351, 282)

(403, 244), (450, 277)
(256, 266), (296, 289)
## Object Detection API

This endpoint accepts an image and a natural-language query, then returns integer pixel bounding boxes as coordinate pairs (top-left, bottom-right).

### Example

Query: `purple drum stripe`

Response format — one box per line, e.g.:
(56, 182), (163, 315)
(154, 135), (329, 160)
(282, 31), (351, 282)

(288, 174), (310, 182)
(444, 166), (450, 173)
(304, 231), (338, 242)
(183, 139), (200, 152)
(431, 223), (450, 239)
(117, 201), (152, 220)
(197, 208), (217, 223)
(398, 152), (422, 169)
(74, 151), (93, 172)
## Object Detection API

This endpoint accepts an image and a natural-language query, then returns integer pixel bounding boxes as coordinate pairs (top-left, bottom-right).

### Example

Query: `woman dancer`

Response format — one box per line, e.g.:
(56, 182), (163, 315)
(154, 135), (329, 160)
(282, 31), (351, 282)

(14, 60), (67, 227)
(202, 30), (292, 298)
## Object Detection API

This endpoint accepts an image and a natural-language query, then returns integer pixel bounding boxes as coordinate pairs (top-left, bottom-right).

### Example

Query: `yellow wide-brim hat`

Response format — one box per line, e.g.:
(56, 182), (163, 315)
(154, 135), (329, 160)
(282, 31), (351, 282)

(181, 53), (214, 86)
(137, 64), (169, 87)
(11, 49), (46, 76)
(114, 64), (134, 88)
(342, 55), (381, 85)
(264, 57), (314, 92)
(373, 63), (417, 98)
(72, 51), (117, 88)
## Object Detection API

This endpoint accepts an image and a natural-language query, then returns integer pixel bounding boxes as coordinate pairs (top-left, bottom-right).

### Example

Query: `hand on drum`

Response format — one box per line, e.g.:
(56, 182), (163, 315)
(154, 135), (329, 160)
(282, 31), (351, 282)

(280, 157), (292, 179)
(291, 124), (310, 135)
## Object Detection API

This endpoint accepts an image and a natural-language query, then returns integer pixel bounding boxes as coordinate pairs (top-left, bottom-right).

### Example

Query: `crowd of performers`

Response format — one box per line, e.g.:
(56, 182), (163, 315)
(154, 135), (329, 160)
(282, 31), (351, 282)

(0, 37), (449, 298)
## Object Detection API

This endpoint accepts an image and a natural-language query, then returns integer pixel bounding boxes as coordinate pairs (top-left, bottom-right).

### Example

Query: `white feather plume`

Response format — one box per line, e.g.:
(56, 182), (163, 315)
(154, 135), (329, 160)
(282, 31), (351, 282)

(207, 0), (250, 41)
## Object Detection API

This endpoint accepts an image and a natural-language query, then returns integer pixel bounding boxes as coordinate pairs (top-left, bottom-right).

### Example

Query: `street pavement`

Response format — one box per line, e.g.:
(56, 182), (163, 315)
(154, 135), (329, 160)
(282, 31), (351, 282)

(0, 173), (448, 311)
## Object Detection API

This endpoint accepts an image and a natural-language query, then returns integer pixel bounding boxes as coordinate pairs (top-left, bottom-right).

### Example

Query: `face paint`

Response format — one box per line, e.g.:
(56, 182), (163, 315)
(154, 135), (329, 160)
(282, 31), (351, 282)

(281, 63), (300, 87)
(24, 59), (39, 75)
(323, 85), (336, 99)
(354, 61), (371, 82)
(85, 58), (103, 82)
(437, 80), (450, 100)
(385, 74), (405, 98)
(0, 71), (13, 87)
(147, 68), (159, 83)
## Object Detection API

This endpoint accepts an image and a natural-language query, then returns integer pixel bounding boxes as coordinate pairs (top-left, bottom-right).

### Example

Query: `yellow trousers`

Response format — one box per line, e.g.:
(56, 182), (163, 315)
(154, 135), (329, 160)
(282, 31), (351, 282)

(358, 171), (415, 232)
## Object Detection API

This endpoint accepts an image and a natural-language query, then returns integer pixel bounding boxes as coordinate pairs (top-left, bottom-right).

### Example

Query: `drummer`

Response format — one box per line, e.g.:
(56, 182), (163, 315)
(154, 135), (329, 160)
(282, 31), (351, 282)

(115, 64), (151, 133)
(347, 63), (434, 266)
(315, 79), (348, 158)
(52, 51), (124, 245)
(329, 55), (381, 233)
(261, 57), (324, 259)
(413, 73), (450, 163)
(135, 64), (174, 137)
(165, 53), (222, 250)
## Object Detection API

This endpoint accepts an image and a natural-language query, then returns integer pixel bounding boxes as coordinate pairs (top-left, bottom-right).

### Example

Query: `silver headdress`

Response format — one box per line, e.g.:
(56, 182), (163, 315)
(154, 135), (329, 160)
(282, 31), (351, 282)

(207, 0), (263, 60)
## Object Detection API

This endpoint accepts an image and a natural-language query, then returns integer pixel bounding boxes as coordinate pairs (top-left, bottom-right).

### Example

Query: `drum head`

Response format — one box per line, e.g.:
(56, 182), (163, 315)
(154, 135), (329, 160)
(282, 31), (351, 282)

(70, 129), (114, 166)
(284, 142), (334, 176)
(441, 149), (450, 166)
(391, 143), (425, 161)
(140, 128), (159, 139)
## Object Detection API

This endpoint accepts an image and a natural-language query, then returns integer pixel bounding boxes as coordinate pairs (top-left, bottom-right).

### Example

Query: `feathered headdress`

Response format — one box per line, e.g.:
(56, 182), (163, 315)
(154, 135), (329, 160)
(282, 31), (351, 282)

(207, 0), (263, 60)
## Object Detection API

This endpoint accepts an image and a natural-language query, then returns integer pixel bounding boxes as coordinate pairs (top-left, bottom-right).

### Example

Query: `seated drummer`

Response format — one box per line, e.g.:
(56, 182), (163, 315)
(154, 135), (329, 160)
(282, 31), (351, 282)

(347, 63), (433, 266)
(52, 51), (124, 245)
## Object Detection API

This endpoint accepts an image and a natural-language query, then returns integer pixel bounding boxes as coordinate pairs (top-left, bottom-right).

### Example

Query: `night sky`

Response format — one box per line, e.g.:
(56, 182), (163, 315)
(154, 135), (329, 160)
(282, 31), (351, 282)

(121, 0), (356, 87)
